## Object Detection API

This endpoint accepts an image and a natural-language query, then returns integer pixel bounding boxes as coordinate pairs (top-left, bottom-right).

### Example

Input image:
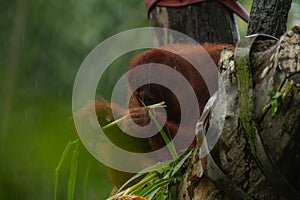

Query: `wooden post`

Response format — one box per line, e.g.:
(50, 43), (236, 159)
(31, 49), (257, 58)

(149, 1), (239, 46)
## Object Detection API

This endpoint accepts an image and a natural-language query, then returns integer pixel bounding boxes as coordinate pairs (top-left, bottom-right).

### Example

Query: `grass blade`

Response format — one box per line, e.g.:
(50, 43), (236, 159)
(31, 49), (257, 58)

(147, 187), (161, 200)
(67, 141), (79, 200)
(139, 99), (178, 160)
(117, 159), (173, 193)
(54, 139), (79, 200)
(102, 115), (128, 130)
(124, 172), (158, 195)
(102, 102), (166, 131)
(142, 179), (172, 197)
(170, 149), (192, 177)
(79, 158), (91, 200)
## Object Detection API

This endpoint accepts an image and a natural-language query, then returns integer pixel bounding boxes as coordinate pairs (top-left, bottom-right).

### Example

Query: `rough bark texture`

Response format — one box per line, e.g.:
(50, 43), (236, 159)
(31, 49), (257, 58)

(247, 0), (292, 38)
(178, 24), (300, 200)
(147, 1), (299, 199)
(149, 1), (239, 46)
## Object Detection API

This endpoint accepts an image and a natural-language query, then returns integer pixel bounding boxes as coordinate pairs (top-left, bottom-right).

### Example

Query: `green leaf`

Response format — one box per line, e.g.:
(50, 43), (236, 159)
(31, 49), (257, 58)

(264, 90), (282, 116)
(170, 150), (192, 177)
(271, 100), (278, 116)
(273, 91), (282, 99)
(268, 90), (274, 97)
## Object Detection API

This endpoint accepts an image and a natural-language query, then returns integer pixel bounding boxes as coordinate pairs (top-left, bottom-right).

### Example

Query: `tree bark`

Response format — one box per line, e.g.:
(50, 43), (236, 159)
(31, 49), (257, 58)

(149, 1), (239, 46)
(177, 24), (300, 200)
(147, 1), (300, 199)
(247, 0), (292, 38)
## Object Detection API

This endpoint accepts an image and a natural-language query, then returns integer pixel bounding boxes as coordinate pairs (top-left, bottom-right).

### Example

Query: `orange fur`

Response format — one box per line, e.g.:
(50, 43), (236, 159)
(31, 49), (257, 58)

(95, 43), (234, 188)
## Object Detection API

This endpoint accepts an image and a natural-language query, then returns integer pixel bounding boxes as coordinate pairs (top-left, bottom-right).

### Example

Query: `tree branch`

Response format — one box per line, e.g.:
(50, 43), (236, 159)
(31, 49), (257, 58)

(247, 0), (292, 38)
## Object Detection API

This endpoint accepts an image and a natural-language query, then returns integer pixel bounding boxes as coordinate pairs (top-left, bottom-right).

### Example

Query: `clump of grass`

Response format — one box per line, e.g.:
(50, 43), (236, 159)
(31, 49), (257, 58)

(106, 100), (192, 200)
(107, 150), (192, 200)
(56, 101), (192, 200)
(54, 139), (91, 200)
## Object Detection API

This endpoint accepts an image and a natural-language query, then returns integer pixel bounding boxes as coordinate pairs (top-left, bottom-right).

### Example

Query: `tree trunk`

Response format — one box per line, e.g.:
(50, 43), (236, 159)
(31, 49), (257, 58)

(0, 0), (28, 171)
(148, 1), (300, 199)
(0, 0), (28, 196)
(149, 1), (239, 46)
(247, 0), (292, 38)
(178, 24), (300, 200)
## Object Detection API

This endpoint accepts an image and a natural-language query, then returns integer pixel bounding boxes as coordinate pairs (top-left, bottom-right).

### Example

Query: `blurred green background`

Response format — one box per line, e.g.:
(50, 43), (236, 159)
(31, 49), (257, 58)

(0, 0), (299, 199)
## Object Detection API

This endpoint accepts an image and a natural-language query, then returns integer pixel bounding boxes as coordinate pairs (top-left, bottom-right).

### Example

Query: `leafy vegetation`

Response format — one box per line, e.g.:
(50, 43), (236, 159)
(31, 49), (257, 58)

(263, 90), (282, 116)
(108, 150), (192, 200)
